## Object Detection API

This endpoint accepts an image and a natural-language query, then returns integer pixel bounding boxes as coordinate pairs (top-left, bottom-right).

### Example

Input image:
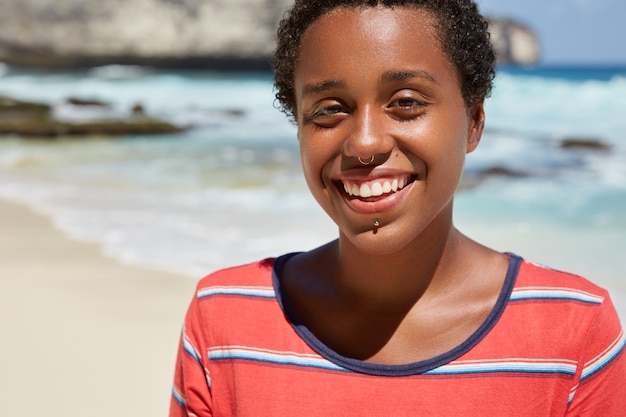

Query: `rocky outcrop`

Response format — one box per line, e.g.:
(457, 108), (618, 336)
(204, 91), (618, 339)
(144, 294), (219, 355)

(488, 18), (541, 66)
(0, 0), (540, 69)
(0, 0), (293, 69)
(560, 138), (611, 152)
(0, 95), (185, 137)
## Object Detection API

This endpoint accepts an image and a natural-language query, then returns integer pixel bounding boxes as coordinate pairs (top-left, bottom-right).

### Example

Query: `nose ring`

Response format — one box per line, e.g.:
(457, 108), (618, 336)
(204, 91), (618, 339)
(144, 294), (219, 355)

(358, 155), (375, 165)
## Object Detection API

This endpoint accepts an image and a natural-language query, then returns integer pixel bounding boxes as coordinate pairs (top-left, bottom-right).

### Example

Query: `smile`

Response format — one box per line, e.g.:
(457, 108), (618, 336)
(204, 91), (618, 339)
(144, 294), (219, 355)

(340, 175), (415, 198)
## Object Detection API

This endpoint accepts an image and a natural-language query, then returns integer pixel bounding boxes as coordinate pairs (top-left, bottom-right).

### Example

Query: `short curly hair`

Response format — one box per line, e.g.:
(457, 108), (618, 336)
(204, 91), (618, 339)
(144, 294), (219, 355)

(272, 0), (496, 118)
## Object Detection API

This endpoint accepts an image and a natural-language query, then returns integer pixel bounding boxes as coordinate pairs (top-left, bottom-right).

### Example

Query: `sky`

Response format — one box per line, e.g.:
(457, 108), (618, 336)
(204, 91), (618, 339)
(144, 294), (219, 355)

(475, 0), (626, 65)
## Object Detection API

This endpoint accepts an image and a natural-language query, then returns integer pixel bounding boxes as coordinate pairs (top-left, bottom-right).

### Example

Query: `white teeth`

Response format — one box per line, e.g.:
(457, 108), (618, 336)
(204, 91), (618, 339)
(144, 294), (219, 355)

(343, 177), (411, 197)
(371, 182), (383, 197)
(359, 183), (372, 198)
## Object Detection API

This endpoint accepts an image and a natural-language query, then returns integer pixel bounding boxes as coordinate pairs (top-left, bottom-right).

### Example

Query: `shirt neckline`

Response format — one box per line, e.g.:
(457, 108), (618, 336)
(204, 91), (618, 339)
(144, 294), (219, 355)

(272, 252), (522, 376)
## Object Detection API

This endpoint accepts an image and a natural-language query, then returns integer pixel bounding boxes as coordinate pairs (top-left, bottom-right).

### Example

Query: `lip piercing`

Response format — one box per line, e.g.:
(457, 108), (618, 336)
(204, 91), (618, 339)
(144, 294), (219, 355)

(374, 219), (380, 228)
(358, 155), (375, 165)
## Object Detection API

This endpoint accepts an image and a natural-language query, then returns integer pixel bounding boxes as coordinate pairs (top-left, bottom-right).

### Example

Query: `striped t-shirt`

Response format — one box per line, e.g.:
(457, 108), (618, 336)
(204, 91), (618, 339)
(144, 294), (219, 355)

(170, 254), (625, 416)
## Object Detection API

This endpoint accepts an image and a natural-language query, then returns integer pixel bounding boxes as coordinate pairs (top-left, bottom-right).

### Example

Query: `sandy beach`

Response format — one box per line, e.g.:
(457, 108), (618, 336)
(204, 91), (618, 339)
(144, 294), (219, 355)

(0, 198), (195, 417)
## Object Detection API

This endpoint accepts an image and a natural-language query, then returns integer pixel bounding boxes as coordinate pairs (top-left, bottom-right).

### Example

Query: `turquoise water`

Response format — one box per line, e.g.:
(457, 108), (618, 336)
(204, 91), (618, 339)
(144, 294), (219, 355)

(0, 64), (625, 316)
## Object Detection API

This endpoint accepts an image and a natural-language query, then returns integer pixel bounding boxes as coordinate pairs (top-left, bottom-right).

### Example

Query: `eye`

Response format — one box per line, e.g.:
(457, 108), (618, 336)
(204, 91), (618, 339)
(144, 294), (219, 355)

(394, 97), (426, 108)
(388, 94), (428, 121)
(303, 104), (347, 128)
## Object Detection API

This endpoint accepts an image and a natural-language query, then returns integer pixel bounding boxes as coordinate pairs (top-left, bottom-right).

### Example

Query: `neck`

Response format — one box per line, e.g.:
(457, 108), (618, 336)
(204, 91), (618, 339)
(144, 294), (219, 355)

(332, 211), (463, 315)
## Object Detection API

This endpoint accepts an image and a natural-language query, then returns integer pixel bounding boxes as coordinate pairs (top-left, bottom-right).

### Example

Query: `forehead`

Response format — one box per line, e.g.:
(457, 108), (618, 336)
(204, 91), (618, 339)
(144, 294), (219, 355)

(315, 5), (437, 38)
(294, 6), (456, 91)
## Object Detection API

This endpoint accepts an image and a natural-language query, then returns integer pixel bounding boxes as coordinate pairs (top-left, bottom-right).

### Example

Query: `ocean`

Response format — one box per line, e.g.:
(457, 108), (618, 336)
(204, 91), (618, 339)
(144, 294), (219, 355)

(1, 64), (625, 317)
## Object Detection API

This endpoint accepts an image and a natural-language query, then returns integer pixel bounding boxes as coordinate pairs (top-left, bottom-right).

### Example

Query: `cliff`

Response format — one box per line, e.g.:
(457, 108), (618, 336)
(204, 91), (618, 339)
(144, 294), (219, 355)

(0, 0), (539, 69)
(487, 18), (541, 66)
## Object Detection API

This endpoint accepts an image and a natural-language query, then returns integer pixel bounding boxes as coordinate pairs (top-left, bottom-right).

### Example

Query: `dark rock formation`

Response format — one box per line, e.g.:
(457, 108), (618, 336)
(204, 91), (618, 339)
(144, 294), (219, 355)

(476, 166), (530, 178)
(460, 165), (531, 190)
(560, 138), (612, 152)
(0, 95), (184, 137)
(0, 0), (540, 69)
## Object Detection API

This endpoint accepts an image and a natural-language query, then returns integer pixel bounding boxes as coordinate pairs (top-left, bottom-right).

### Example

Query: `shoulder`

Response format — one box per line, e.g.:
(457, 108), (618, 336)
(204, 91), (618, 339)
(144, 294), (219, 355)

(195, 257), (277, 291)
(507, 261), (626, 412)
(513, 257), (611, 301)
(509, 258), (618, 330)
(177, 258), (296, 376)
(186, 257), (290, 342)
(476, 256), (623, 371)
(507, 257), (622, 352)
(188, 258), (279, 321)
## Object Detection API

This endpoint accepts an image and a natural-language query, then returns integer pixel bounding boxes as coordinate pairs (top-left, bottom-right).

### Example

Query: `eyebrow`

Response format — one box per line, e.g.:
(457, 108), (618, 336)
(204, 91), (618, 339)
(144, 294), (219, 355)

(380, 69), (438, 85)
(301, 79), (345, 97)
(300, 69), (438, 98)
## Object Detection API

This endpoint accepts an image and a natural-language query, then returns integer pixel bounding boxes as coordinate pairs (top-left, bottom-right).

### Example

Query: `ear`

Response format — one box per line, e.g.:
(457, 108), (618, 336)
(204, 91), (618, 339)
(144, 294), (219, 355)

(466, 102), (485, 154)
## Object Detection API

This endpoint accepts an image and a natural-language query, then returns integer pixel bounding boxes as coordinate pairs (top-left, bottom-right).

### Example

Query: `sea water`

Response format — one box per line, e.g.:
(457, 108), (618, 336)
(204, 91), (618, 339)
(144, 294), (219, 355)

(0, 64), (625, 317)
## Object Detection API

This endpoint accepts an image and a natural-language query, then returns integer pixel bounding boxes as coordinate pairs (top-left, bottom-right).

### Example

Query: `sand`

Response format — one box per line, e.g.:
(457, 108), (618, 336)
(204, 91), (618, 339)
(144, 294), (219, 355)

(0, 198), (196, 417)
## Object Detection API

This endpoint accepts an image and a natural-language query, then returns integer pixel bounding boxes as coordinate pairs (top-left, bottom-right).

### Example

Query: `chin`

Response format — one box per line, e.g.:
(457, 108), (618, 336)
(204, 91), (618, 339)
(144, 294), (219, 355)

(340, 223), (419, 256)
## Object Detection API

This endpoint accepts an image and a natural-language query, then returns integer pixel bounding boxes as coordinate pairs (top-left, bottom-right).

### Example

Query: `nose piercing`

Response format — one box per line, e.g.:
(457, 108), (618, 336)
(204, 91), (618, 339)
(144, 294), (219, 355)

(358, 155), (375, 165)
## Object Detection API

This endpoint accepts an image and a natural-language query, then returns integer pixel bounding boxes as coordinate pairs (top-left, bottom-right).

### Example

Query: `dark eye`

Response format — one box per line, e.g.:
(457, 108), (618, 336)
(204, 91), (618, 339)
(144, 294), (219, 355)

(303, 104), (347, 127)
(393, 97), (426, 108)
(314, 105), (344, 117)
(389, 96), (428, 121)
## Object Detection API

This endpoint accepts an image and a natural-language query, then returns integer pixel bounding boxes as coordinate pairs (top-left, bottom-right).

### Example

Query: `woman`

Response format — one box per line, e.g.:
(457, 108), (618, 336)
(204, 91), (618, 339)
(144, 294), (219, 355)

(171, 1), (625, 415)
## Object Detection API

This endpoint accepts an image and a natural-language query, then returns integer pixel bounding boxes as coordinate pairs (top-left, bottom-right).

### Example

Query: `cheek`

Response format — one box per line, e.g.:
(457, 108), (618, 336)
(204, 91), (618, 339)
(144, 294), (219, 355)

(420, 123), (470, 184)
(298, 128), (332, 175)
(299, 139), (327, 190)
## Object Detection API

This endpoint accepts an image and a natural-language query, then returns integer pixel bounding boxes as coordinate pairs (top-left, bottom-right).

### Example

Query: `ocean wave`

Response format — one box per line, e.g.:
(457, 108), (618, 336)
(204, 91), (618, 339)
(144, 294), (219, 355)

(488, 72), (626, 142)
(1, 67), (625, 284)
(87, 64), (153, 80)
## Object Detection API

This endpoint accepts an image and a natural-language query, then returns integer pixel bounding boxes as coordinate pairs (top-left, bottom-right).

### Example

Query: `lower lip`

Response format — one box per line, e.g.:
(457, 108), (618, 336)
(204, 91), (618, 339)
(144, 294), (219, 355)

(340, 182), (414, 214)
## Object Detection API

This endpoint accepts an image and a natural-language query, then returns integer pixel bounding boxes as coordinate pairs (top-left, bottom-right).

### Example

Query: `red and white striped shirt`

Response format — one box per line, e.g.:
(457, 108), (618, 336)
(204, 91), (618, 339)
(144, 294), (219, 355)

(171, 254), (625, 416)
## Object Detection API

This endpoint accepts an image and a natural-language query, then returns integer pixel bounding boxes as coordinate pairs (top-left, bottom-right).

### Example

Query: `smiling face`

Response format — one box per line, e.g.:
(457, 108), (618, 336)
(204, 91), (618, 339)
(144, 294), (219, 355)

(294, 6), (485, 255)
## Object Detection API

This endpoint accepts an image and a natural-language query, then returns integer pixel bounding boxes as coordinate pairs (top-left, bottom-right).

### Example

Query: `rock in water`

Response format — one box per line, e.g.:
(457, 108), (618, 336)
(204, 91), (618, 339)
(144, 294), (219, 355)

(560, 138), (612, 152)
(0, 95), (185, 137)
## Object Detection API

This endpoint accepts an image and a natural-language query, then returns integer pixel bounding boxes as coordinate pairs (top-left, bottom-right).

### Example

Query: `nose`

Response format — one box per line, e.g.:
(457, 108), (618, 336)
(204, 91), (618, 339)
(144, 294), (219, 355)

(342, 106), (394, 162)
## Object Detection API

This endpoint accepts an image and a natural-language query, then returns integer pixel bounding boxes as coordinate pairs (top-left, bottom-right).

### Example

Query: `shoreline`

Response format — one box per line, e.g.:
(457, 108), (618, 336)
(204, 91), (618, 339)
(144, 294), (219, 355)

(0, 198), (195, 417)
